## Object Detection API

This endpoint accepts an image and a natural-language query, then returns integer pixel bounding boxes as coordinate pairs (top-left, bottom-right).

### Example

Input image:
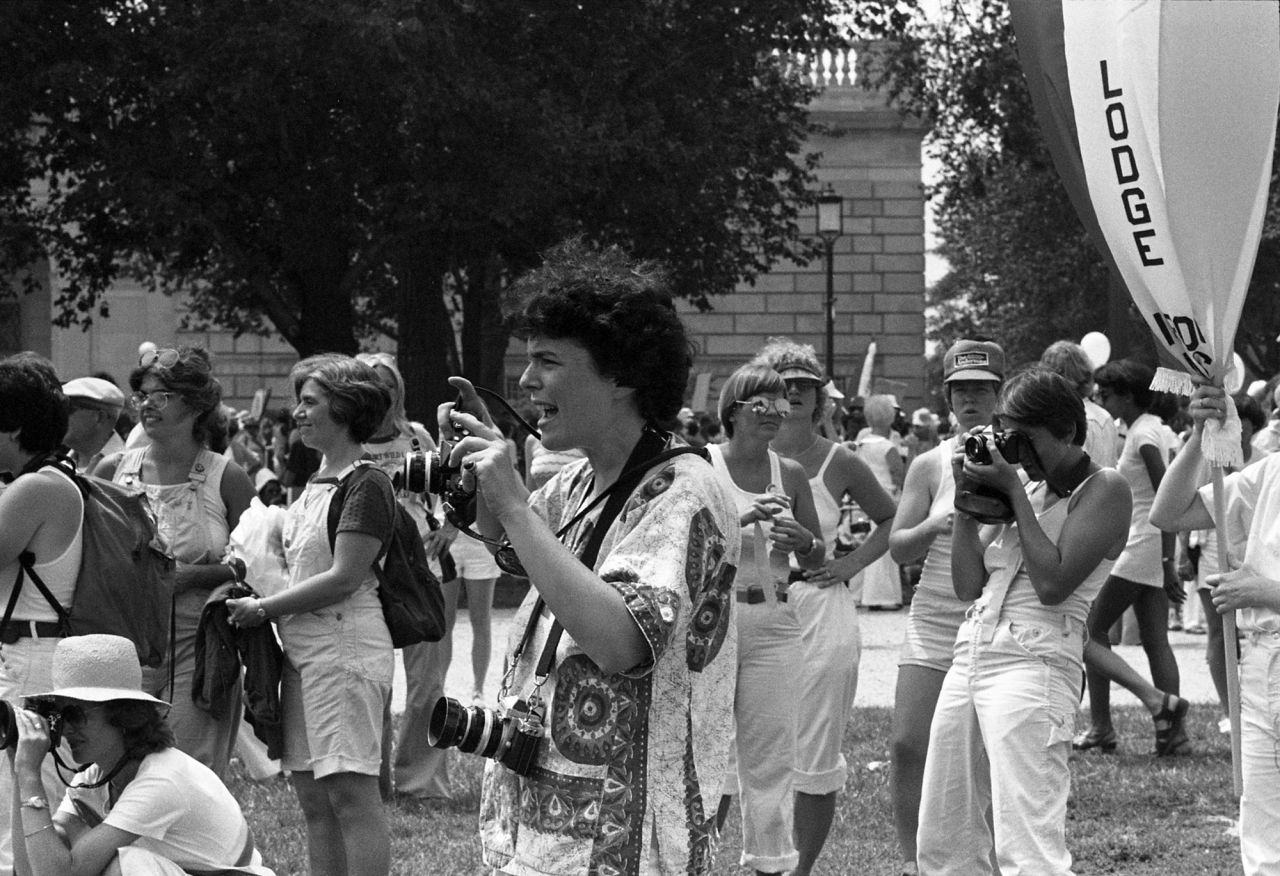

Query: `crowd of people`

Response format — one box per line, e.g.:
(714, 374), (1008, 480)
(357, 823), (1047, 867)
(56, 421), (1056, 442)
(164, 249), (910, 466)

(2, 241), (1279, 876)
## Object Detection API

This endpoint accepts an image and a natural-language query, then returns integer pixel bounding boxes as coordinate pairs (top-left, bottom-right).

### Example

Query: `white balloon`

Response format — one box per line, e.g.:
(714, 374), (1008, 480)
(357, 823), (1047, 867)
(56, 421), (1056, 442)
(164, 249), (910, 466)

(1079, 332), (1111, 370)
(1225, 352), (1245, 394)
(137, 341), (157, 358)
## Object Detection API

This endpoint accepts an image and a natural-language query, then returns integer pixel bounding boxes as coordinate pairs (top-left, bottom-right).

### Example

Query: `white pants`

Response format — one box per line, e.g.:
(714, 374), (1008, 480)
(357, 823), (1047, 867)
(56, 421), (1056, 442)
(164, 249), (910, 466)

(917, 613), (1081, 876)
(790, 581), (861, 794)
(1241, 631), (1280, 876)
(0, 636), (66, 876)
(721, 597), (801, 872)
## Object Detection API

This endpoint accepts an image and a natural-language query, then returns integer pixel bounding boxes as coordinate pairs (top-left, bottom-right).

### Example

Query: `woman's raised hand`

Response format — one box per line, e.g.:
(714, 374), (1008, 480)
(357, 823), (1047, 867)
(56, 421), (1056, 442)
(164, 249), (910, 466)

(13, 709), (53, 775)
(1188, 384), (1228, 429)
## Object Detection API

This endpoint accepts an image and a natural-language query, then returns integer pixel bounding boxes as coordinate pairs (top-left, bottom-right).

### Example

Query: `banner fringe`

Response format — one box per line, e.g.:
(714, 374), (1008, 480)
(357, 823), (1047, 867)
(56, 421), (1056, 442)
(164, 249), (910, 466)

(1150, 367), (1194, 396)
(1203, 395), (1244, 469)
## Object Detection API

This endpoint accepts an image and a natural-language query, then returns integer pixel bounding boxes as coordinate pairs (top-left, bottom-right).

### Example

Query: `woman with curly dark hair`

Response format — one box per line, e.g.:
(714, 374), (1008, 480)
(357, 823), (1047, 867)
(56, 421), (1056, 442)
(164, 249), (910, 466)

(443, 238), (741, 876)
(9, 634), (274, 875)
(96, 347), (255, 781)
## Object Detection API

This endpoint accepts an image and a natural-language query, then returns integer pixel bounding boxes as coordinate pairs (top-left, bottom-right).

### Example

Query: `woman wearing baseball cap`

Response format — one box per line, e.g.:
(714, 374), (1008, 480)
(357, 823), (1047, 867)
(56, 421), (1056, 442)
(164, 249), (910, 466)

(8, 634), (274, 876)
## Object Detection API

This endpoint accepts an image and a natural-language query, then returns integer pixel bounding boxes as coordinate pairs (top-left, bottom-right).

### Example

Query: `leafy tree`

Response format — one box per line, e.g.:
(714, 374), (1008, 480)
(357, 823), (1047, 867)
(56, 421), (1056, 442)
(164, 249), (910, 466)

(854, 0), (1280, 378)
(1, 0), (847, 419)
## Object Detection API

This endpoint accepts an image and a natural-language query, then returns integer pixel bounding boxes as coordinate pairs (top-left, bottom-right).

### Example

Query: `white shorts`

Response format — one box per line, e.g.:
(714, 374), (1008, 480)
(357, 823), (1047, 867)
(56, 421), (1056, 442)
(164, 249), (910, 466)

(449, 534), (501, 579)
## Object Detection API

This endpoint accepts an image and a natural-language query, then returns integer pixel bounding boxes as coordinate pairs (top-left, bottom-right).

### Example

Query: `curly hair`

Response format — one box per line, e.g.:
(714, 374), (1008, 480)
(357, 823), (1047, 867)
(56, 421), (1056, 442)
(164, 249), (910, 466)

(717, 363), (785, 439)
(0, 362), (70, 454)
(129, 347), (226, 447)
(290, 355), (390, 444)
(103, 700), (175, 758)
(754, 336), (827, 425)
(1093, 359), (1155, 410)
(998, 368), (1087, 446)
(505, 237), (693, 425)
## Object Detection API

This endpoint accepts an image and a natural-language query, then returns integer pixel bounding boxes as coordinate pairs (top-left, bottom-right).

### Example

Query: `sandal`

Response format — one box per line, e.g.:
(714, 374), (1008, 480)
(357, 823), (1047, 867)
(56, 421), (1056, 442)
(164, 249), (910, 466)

(1072, 727), (1118, 752)
(1154, 693), (1191, 757)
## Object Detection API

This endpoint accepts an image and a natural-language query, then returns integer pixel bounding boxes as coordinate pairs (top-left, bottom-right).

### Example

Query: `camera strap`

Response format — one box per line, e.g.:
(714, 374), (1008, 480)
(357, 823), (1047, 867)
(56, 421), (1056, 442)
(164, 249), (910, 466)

(510, 430), (708, 687)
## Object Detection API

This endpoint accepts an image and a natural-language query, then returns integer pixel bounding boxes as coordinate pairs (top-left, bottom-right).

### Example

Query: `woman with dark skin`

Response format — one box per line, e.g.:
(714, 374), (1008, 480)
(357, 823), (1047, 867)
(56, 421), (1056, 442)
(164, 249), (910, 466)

(1074, 359), (1190, 756)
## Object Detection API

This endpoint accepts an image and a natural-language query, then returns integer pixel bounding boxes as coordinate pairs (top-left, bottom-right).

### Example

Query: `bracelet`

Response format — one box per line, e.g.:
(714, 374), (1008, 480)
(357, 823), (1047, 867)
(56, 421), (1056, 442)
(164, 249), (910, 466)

(24, 823), (54, 839)
(797, 537), (822, 558)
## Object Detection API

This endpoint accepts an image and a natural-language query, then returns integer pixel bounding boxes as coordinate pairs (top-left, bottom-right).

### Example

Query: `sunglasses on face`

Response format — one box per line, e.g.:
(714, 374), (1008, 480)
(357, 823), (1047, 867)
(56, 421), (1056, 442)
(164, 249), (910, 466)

(129, 390), (177, 411)
(139, 348), (181, 369)
(56, 703), (100, 727)
(734, 396), (791, 418)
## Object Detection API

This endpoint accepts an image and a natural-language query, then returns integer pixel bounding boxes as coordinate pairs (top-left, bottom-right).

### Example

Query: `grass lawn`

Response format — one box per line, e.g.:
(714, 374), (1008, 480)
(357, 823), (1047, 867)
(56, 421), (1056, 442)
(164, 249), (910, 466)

(231, 705), (1243, 875)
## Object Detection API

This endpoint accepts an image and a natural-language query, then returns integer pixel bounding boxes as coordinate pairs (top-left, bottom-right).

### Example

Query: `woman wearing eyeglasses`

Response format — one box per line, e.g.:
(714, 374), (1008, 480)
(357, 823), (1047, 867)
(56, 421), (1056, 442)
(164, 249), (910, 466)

(708, 362), (824, 876)
(95, 347), (255, 782)
(9, 634), (275, 876)
(441, 239), (741, 876)
(226, 354), (395, 876)
(915, 369), (1131, 876)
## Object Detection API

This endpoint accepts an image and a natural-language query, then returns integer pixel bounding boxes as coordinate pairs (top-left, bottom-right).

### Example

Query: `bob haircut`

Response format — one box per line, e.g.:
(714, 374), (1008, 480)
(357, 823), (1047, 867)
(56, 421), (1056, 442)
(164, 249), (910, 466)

(754, 336), (827, 424)
(290, 355), (390, 444)
(1039, 340), (1095, 395)
(1236, 393), (1266, 432)
(717, 363), (785, 439)
(129, 346), (227, 448)
(0, 362), (69, 454)
(103, 699), (175, 758)
(1093, 359), (1155, 410)
(997, 368), (1087, 446)
(863, 395), (897, 430)
(505, 237), (693, 425)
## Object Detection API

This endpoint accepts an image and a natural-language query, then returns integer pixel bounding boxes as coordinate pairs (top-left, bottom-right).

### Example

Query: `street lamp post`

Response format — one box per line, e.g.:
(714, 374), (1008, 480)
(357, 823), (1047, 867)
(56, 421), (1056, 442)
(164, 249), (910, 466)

(816, 184), (845, 380)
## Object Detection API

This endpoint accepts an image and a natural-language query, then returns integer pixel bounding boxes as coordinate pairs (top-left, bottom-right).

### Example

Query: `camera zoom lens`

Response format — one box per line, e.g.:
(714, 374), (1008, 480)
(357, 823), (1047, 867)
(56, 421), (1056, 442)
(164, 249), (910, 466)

(427, 697), (467, 749)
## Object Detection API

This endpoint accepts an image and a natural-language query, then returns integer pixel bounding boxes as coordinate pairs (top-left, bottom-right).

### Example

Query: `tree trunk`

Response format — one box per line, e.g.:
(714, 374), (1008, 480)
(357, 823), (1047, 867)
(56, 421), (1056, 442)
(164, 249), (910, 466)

(461, 252), (511, 398)
(395, 247), (457, 428)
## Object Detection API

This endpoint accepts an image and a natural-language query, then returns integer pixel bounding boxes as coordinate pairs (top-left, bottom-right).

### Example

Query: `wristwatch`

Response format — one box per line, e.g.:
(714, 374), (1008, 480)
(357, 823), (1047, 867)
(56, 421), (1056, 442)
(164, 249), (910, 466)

(21, 796), (48, 810)
(254, 599), (268, 620)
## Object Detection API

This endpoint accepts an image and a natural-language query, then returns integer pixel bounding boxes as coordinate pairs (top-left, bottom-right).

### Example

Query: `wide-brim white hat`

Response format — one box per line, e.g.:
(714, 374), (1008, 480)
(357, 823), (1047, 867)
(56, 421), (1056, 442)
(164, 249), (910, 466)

(29, 635), (167, 705)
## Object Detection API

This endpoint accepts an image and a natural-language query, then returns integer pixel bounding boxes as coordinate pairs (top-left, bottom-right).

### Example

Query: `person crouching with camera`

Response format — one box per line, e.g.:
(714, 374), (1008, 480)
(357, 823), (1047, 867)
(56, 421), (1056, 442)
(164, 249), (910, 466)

(915, 369), (1131, 876)
(7, 634), (274, 876)
(435, 239), (741, 876)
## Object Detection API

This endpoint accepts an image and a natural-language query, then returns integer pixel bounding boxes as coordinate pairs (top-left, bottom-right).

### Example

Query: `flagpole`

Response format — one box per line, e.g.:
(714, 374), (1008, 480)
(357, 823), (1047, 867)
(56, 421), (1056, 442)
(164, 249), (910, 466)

(1211, 463), (1243, 797)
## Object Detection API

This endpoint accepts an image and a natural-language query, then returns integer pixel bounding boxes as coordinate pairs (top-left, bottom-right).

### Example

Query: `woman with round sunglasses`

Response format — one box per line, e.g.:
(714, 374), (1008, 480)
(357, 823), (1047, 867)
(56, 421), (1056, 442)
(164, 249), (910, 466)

(440, 239), (740, 876)
(753, 338), (895, 876)
(915, 369), (1131, 876)
(95, 347), (255, 781)
(226, 354), (395, 876)
(9, 634), (275, 876)
(708, 362), (824, 876)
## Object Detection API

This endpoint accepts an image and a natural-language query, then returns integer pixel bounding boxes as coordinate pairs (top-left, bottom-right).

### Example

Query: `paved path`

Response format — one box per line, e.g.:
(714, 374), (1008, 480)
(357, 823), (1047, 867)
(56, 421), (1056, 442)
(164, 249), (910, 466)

(393, 605), (1222, 714)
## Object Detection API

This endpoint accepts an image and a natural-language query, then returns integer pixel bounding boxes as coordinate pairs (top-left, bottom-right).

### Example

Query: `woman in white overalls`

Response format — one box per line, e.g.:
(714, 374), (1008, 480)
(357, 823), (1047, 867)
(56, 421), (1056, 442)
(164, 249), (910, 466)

(709, 363), (824, 876)
(916, 369), (1132, 875)
(97, 347), (255, 782)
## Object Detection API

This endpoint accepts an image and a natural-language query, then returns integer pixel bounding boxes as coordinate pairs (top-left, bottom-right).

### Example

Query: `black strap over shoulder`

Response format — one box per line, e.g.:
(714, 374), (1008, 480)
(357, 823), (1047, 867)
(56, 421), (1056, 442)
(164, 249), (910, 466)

(514, 431), (708, 678)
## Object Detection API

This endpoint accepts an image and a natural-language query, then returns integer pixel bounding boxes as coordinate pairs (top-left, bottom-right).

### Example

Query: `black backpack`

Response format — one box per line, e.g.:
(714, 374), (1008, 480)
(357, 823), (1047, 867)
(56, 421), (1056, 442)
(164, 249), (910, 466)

(3, 457), (175, 667)
(326, 463), (446, 647)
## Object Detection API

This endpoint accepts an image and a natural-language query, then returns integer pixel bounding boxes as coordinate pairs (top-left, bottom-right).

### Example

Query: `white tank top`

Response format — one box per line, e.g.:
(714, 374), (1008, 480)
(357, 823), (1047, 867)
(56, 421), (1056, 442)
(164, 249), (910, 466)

(706, 444), (793, 588)
(0, 466), (85, 621)
(805, 443), (842, 559)
(915, 438), (959, 601)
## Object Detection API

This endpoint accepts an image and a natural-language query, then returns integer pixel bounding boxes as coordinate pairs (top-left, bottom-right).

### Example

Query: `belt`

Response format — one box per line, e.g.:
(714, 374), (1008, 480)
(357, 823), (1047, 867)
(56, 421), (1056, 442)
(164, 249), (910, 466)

(0, 620), (65, 645)
(736, 585), (787, 605)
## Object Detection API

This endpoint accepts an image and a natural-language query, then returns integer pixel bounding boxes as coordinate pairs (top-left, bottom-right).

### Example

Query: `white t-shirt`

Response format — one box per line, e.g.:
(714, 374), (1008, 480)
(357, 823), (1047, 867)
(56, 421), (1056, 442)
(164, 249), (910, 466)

(1198, 451), (1280, 633)
(58, 747), (273, 874)
(1111, 413), (1168, 586)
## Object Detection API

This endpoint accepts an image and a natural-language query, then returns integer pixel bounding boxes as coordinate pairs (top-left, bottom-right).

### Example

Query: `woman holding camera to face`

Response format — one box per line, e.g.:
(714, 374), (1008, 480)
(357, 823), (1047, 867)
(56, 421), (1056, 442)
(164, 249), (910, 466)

(227, 355), (395, 876)
(9, 634), (274, 876)
(441, 239), (740, 876)
(915, 369), (1131, 876)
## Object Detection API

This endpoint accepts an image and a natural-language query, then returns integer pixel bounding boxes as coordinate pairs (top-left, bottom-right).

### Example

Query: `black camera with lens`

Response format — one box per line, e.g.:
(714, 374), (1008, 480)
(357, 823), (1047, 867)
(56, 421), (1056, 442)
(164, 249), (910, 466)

(0, 697), (66, 751)
(955, 430), (1033, 524)
(427, 694), (542, 777)
(394, 443), (477, 527)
